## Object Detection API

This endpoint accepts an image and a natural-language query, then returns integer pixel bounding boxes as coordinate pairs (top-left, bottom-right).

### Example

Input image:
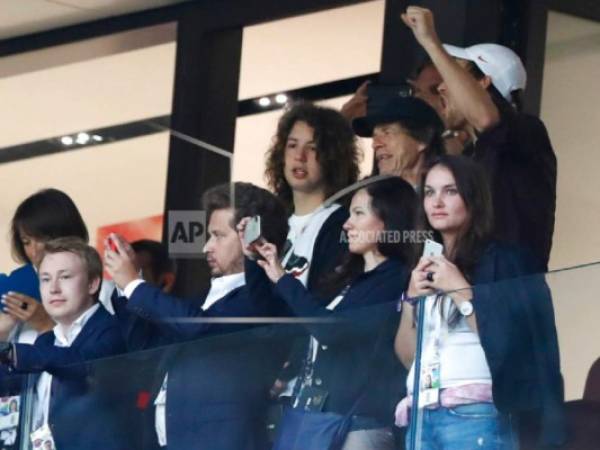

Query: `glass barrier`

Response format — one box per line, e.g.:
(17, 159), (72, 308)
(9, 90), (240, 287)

(1, 259), (599, 449)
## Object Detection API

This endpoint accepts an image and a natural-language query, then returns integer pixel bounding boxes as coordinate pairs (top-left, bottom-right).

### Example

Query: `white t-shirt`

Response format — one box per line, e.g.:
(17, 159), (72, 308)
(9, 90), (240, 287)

(407, 295), (491, 393)
(282, 203), (341, 288)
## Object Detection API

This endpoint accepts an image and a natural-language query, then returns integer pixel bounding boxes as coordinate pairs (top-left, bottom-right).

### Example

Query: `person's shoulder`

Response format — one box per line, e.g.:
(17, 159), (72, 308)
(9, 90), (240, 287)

(84, 304), (123, 335)
(486, 107), (545, 133)
(320, 204), (348, 230)
(480, 240), (540, 277)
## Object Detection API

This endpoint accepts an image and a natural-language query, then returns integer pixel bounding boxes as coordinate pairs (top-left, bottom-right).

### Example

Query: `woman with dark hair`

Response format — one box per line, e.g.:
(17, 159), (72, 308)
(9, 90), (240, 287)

(394, 155), (565, 449)
(253, 176), (418, 450)
(0, 188), (89, 342)
(10, 189), (89, 267)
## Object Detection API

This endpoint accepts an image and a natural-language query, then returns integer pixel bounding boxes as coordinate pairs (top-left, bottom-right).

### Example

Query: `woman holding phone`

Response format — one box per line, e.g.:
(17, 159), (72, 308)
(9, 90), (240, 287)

(394, 155), (565, 449)
(0, 188), (89, 342)
(251, 176), (417, 450)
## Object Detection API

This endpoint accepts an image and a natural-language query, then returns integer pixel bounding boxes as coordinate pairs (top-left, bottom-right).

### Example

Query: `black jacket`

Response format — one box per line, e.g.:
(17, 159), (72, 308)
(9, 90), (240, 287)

(471, 241), (565, 447)
(471, 110), (557, 272)
(274, 258), (409, 425)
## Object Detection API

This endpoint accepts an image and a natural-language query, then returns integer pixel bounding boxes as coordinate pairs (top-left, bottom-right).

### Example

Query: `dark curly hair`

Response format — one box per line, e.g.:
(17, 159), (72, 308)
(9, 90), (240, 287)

(265, 102), (361, 212)
(11, 188), (88, 264)
(202, 182), (289, 253)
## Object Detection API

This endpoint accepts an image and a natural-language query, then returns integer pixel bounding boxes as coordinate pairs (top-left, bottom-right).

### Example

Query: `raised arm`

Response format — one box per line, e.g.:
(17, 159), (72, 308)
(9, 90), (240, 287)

(402, 6), (499, 132)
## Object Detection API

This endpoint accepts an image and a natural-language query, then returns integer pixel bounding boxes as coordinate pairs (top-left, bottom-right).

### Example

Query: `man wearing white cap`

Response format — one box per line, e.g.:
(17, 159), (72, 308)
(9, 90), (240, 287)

(402, 5), (557, 272)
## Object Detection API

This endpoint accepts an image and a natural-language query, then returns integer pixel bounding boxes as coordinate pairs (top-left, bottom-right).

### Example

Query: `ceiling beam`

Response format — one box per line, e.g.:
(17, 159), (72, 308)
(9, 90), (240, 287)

(0, 0), (370, 57)
(548, 0), (600, 23)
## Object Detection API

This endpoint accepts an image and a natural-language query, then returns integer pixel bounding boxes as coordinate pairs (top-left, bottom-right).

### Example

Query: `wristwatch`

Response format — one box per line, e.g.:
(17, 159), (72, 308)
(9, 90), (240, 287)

(458, 300), (474, 317)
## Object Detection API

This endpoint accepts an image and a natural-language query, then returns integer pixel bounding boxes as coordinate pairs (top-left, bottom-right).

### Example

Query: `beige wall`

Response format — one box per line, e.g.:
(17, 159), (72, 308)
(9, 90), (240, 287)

(549, 263), (600, 400)
(0, 38), (176, 271)
(0, 133), (169, 265)
(540, 11), (600, 400)
(542, 12), (600, 270)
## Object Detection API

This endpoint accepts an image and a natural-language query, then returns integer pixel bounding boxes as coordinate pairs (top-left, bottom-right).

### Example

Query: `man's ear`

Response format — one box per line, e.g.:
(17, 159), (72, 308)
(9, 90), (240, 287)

(479, 75), (493, 90)
(88, 276), (101, 297)
(417, 142), (427, 154)
(159, 272), (176, 294)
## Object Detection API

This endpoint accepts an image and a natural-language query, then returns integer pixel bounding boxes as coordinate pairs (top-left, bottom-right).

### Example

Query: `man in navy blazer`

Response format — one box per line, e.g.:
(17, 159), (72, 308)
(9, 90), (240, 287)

(105, 182), (290, 450)
(0, 237), (130, 450)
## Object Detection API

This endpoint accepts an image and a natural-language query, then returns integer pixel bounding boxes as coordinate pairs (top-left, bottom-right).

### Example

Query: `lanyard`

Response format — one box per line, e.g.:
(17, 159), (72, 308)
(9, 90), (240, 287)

(293, 284), (351, 396)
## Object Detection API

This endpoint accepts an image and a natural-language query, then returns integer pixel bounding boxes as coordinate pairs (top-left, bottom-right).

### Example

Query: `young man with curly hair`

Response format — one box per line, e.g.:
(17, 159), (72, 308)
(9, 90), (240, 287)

(265, 102), (361, 289)
(264, 102), (361, 398)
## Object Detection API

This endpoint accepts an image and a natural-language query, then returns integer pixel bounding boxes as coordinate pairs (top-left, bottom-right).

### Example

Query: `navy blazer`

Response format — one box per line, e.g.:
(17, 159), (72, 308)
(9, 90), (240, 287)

(306, 206), (349, 291)
(470, 242), (565, 447)
(9, 305), (130, 450)
(113, 259), (287, 450)
(274, 258), (409, 425)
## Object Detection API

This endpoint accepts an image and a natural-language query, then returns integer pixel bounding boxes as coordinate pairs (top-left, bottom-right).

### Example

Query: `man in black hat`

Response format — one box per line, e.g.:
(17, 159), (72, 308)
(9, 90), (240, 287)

(352, 96), (444, 188)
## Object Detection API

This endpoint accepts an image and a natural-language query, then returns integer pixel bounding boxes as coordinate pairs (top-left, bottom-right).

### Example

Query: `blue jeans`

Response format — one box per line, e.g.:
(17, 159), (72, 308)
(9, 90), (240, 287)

(406, 403), (518, 450)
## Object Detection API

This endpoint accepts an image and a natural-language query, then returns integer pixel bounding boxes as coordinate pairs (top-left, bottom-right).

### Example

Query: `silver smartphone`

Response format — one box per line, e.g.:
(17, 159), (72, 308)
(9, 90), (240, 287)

(423, 239), (443, 258)
(243, 216), (262, 246)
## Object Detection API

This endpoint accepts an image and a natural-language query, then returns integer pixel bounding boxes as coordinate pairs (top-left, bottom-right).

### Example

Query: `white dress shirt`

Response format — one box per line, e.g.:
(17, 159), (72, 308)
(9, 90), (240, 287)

(33, 303), (100, 431)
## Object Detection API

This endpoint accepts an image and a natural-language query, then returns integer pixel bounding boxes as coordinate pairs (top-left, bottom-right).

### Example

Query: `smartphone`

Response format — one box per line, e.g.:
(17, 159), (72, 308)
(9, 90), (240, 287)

(366, 83), (413, 116)
(243, 216), (262, 246)
(423, 239), (443, 258)
(108, 235), (119, 253)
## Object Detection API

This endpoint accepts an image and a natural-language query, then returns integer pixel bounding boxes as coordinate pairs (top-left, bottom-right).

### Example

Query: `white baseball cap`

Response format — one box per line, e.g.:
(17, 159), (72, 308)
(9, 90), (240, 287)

(443, 43), (527, 100)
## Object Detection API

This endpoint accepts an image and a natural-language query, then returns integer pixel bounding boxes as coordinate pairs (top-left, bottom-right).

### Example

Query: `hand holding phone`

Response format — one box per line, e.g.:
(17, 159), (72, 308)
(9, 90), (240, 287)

(243, 216), (262, 247)
(422, 239), (443, 258)
(407, 240), (444, 299)
(107, 235), (119, 253)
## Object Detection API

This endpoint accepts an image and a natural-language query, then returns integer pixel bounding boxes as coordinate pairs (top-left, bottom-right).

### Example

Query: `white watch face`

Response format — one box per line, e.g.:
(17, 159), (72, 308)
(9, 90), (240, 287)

(459, 300), (473, 316)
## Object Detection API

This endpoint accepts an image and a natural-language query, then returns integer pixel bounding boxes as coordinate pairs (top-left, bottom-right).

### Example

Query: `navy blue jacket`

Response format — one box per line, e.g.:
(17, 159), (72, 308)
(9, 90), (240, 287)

(306, 206), (349, 292)
(470, 242), (565, 447)
(9, 305), (130, 450)
(274, 258), (409, 425)
(113, 259), (286, 450)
